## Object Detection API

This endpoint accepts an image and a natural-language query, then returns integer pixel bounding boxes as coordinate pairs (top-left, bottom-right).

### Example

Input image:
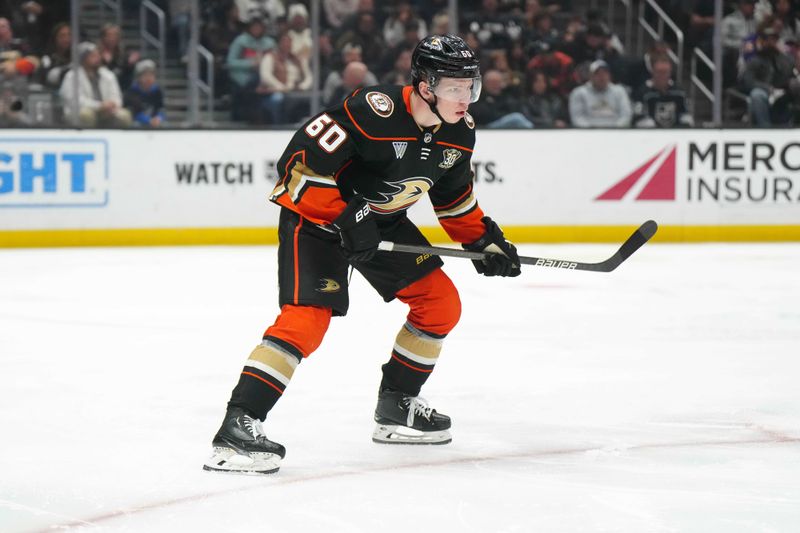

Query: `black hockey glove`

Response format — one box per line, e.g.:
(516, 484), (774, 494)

(332, 195), (380, 262)
(463, 217), (521, 277)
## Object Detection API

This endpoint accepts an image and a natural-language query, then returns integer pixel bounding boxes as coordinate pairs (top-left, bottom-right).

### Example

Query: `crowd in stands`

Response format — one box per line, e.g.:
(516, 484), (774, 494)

(1, 0), (799, 128)
(0, 1), (164, 127)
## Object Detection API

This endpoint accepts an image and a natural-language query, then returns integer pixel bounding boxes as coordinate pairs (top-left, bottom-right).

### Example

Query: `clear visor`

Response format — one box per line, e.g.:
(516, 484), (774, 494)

(431, 76), (482, 104)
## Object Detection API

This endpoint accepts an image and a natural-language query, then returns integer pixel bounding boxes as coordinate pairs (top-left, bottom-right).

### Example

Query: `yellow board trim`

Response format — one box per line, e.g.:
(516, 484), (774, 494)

(1, 225), (800, 248)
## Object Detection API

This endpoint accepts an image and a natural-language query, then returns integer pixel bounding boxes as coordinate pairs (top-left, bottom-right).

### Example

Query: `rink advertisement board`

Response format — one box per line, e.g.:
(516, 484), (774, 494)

(1, 129), (798, 246)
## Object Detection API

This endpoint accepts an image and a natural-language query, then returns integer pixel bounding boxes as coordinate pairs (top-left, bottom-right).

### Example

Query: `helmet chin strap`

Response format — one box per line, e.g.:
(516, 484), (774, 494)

(414, 83), (446, 124)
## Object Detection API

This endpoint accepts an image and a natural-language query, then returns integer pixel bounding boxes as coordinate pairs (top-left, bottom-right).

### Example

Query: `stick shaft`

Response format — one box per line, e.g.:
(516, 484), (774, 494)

(378, 220), (658, 273)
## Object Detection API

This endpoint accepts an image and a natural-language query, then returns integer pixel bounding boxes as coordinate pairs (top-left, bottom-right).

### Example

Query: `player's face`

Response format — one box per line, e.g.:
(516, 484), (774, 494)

(428, 77), (482, 123)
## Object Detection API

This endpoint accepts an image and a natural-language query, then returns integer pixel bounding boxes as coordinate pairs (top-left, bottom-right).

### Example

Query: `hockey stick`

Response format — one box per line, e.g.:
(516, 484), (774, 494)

(378, 220), (658, 273)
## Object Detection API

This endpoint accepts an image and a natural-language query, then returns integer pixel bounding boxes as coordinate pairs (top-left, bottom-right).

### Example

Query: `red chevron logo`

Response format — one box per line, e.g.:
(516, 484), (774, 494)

(596, 145), (677, 201)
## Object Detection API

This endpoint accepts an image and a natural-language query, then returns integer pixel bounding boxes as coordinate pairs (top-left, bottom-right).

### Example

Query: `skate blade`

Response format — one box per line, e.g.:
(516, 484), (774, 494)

(372, 424), (452, 445)
(203, 446), (281, 475)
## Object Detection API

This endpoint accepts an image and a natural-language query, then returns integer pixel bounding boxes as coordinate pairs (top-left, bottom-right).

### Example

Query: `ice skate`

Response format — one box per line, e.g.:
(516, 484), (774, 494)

(372, 389), (452, 445)
(203, 407), (286, 475)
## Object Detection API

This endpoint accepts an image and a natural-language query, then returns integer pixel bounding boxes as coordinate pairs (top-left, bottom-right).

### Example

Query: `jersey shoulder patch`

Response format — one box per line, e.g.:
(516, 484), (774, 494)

(343, 85), (410, 140)
(365, 91), (394, 118)
(463, 111), (475, 129)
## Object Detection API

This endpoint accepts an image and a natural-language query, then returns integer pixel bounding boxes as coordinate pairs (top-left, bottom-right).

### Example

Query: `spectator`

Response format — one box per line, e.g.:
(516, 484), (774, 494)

(0, 16), (38, 82)
(562, 22), (626, 83)
(0, 76), (29, 126)
(632, 56), (693, 128)
(338, 0), (378, 34)
(287, 3), (312, 72)
(540, 0), (568, 15)
(0, 16), (34, 126)
(526, 39), (576, 98)
(741, 26), (800, 126)
(169, 0), (191, 62)
(523, 69), (568, 127)
(568, 59), (631, 127)
(723, 0), (758, 51)
(688, 0), (716, 52)
(739, 15), (777, 67)
(586, 9), (625, 54)
(335, 11), (384, 73)
(323, 0), (359, 31)
(560, 14), (585, 48)
(520, 0), (543, 34)
(507, 40), (528, 74)
(202, 2), (243, 96)
(0, 1), (68, 56)
(626, 40), (672, 90)
(59, 42), (132, 127)
(525, 12), (560, 47)
(382, 2), (426, 48)
(755, 0), (774, 24)
(380, 46), (412, 85)
(325, 60), (369, 106)
(0, 14), (36, 126)
(463, 31), (485, 67)
(322, 43), (377, 104)
(203, 2), (242, 60)
(124, 59), (165, 128)
(235, 0), (285, 25)
(466, 0), (523, 49)
(469, 69), (534, 128)
(380, 20), (425, 73)
(466, 0), (523, 51)
(417, 0), (450, 25)
(316, 30), (336, 83)
(258, 31), (311, 124)
(38, 21), (70, 89)
(772, 0), (799, 43)
(96, 23), (140, 89)
(487, 48), (524, 96)
(226, 17), (276, 120)
(429, 12), (450, 35)
(720, 0), (758, 86)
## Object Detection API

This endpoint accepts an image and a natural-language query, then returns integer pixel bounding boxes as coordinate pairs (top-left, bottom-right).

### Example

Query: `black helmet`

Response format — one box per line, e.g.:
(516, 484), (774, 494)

(411, 34), (480, 87)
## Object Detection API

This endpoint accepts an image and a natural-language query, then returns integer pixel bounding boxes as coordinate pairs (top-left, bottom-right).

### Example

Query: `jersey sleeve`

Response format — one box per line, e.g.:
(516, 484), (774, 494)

(428, 150), (487, 244)
(269, 101), (360, 225)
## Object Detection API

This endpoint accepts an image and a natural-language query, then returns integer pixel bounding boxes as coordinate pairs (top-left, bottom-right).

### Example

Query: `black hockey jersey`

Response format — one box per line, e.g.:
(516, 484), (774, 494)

(633, 80), (691, 128)
(270, 85), (486, 244)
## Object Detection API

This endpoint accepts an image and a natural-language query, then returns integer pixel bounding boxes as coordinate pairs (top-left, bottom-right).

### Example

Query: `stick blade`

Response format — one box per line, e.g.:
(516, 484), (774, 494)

(618, 220), (659, 262)
(639, 219), (659, 240)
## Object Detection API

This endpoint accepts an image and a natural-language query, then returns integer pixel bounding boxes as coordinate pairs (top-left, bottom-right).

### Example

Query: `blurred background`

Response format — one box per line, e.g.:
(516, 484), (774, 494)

(2, 0), (798, 130)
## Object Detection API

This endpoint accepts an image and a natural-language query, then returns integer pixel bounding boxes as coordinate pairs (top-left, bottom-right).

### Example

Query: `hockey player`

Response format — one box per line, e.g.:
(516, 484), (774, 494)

(204, 34), (521, 475)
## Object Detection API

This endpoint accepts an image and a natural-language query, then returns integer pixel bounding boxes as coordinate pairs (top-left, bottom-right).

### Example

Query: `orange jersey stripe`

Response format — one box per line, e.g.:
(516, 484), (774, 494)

(333, 159), (354, 182)
(433, 183), (473, 211)
(282, 150), (306, 182)
(436, 141), (474, 153)
(292, 217), (303, 304)
(344, 97), (417, 142)
(402, 85), (413, 114)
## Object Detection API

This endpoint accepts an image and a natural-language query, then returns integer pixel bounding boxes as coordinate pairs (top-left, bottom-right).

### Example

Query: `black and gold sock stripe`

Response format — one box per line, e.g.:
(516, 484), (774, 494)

(381, 322), (445, 397)
(228, 339), (302, 420)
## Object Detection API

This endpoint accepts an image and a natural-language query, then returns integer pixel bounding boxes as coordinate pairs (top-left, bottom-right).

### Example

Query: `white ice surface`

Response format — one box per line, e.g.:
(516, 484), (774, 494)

(1, 242), (798, 532)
